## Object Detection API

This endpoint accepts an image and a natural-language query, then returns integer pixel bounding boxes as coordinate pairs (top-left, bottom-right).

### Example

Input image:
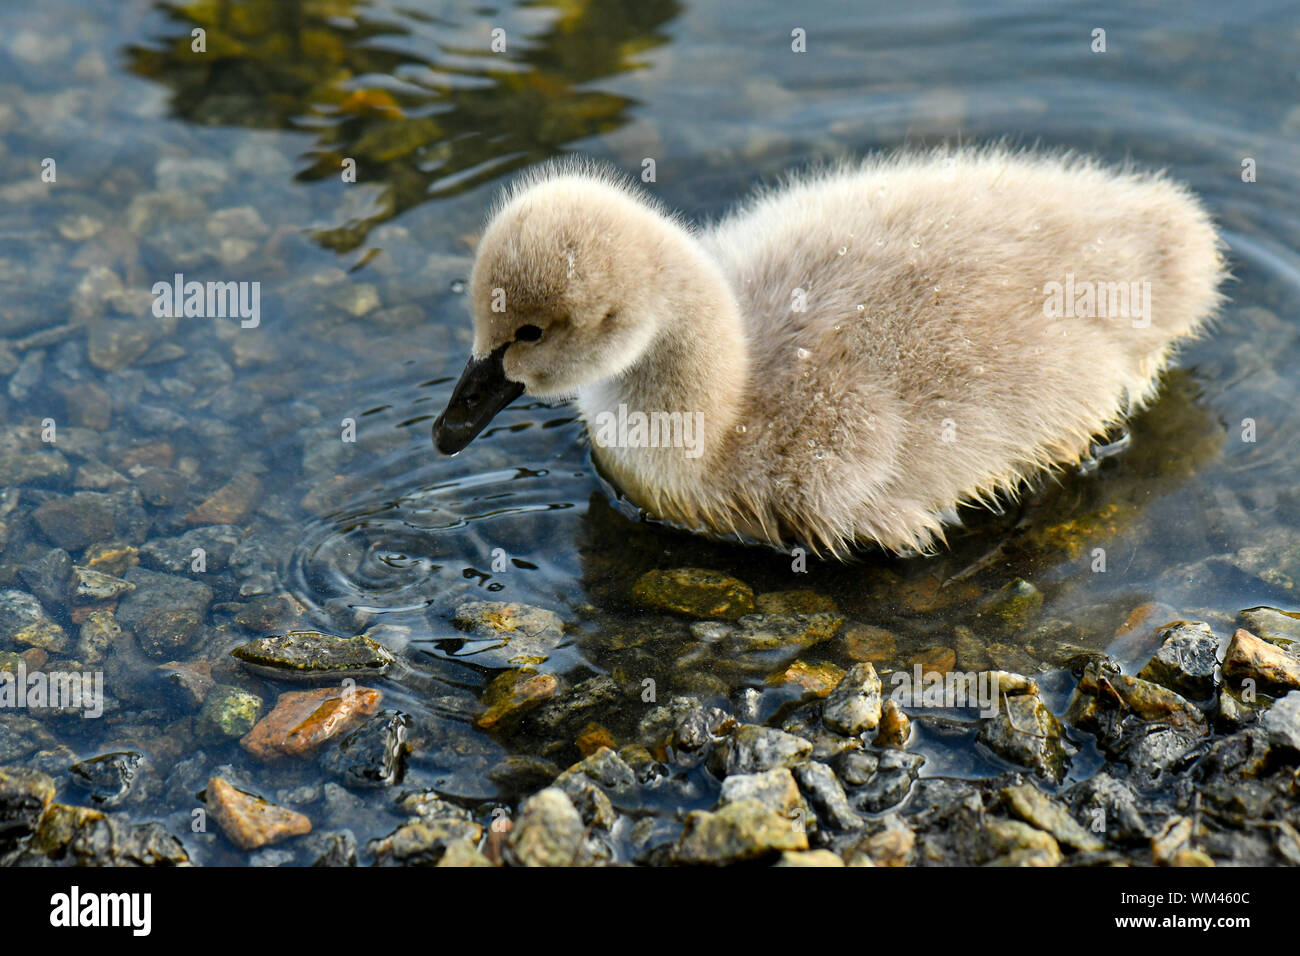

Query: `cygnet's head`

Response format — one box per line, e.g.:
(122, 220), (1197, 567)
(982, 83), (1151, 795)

(434, 167), (671, 454)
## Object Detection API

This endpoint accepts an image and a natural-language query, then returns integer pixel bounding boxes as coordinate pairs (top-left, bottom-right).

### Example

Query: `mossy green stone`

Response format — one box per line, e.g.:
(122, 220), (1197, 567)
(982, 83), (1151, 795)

(633, 568), (756, 621)
(197, 685), (264, 739)
(982, 578), (1044, 632)
(231, 630), (395, 680)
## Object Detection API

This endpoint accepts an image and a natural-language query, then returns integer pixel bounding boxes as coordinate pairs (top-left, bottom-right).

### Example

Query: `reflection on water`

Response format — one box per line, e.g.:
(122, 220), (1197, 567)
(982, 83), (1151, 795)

(0, 0), (1297, 863)
(128, 0), (680, 250)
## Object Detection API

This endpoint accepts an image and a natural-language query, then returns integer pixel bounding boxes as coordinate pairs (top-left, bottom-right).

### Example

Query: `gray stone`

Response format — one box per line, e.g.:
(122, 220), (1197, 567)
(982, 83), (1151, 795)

(977, 693), (1069, 782)
(0, 588), (67, 651)
(1263, 691), (1300, 752)
(32, 494), (115, 551)
(719, 767), (803, 816)
(70, 566), (135, 602)
(854, 749), (924, 812)
(16, 548), (70, 609)
(822, 662), (883, 735)
(116, 568), (213, 657)
(1137, 621), (1219, 699)
(507, 788), (584, 867)
(710, 724), (812, 777)
(793, 761), (865, 830)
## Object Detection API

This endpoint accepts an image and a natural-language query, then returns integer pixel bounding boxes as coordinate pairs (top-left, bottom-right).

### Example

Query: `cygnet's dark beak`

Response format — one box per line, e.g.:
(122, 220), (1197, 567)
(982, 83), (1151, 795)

(433, 342), (525, 455)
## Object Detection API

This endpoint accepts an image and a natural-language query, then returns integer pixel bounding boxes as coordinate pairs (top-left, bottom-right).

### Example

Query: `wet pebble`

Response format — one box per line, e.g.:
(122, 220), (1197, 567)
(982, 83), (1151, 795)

(31, 493), (115, 551)
(977, 693), (1069, 781)
(1069, 662), (1207, 735)
(33, 811), (189, 866)
(1261, 690), (1300, 752)
(70, 565), (134, 602)
(1137, 621), (1219, 699)
(1223, 628), (1300, 693)
(822, 662), (883, 735)
(978, 578), (1044, 633)
(306, 830), (358, 867)
(673, 799), (808, 864)
(451, 600), (565, 667)
(116, 568), (213, 657)
(196, 685), (264, 740)
(240, 685), (382, 761)
(840, 622), (897, 663)
(140, 525), (241, 573)
(715, 611), (843, 656)
(776, 849), (845, 866)
(850, 823), (915, 867)
(767, 659), (844, 696)
(75, 608), (124, 665)
(852, 749), (924, 812)
(719, 766), (803, 817)
(155, 659), (214, 709)
(1237, 606), (1300, 646)
(231, 630), (394, 682)
(666, 703), (734, 767)
(206, 776), (311, 851)
(755, 589), (836, 615)
(68, 751), (142, 808)
(323, 710), (410, 788)
(1066, 771), (1150, 843)
(0, 766), (56, 850)
(15, 547), (71, 609)
(7, 349), (44, 402)
(793, 760), (864, 830)
(873, 698), (911, 747)
(1001, 782), (1102, 851)
(984, 819), (1062, 866)
(632, 567), (756, 621)
(186, 472), (262, 525)
(710, 724), (812, 777)
(507, 788), (585, 867)
(475, 669), (560, 731)
(0, 588), (67, 652)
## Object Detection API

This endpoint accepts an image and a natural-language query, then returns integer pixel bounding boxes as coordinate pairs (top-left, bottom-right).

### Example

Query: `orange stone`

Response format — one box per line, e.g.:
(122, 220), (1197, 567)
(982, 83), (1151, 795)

(906, 646), (957, 675)
(188, 472), (263, 525)
(475, 670), (558, 730)
(842, 623), (898, 664)
(240, 685), (382, 761)
(19, 647), (48, 671)
(576, 722), (616, 756)
(339, 89), (403, 116)
(117, 442), (174, 469)
(206, 776), (311, 850)
(767, 659), (845, 697)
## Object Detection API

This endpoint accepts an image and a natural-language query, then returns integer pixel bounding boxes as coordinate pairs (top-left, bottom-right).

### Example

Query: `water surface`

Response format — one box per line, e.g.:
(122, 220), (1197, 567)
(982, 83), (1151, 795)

(1, 0), (1298, 863)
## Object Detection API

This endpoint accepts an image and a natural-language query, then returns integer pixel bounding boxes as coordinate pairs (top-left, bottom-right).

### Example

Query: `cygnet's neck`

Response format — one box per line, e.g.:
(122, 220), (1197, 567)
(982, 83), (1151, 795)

(577, 229), (748, 510)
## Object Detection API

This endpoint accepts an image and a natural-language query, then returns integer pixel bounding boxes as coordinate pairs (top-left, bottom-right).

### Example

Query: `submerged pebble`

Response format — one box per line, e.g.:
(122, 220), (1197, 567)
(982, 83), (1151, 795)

(240, 686), (383, 761)
(231, 630), (395, 681)
(206, 776), (311, 851)
(633, 568), (756, 621)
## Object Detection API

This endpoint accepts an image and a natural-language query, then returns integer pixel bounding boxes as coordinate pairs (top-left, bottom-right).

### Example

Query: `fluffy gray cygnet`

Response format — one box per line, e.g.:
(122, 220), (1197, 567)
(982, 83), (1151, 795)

(434, 148), (1226, 557)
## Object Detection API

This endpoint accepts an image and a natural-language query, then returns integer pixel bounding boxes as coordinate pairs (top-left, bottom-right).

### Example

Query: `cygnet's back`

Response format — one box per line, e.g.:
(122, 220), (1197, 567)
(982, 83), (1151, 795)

(697, 149), (1225, 553)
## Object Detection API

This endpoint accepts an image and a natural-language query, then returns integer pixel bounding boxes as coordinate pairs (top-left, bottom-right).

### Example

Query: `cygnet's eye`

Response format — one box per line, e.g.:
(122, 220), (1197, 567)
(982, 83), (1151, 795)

(515, 324), (543, 342)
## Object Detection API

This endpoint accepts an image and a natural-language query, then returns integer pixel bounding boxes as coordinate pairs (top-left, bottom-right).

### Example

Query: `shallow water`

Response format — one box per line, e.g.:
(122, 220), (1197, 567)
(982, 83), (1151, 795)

(1, 0), (1298, 864)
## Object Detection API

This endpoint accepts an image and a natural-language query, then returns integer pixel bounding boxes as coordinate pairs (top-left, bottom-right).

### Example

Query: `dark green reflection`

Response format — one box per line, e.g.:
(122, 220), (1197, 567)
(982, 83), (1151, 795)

(127, 0), (680, 251)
